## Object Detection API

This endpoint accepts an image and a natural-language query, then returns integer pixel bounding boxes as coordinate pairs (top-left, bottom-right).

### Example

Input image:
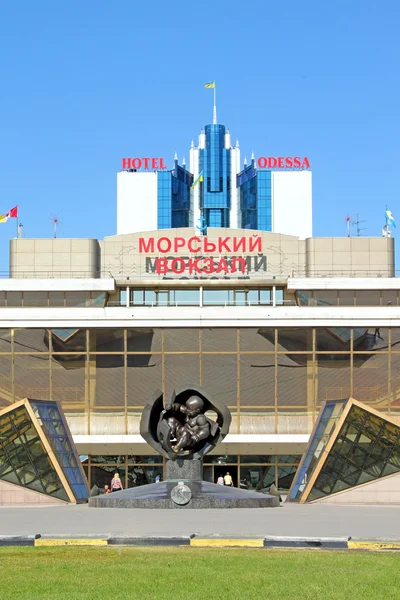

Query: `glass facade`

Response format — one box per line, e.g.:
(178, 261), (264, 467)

(157, 164), (192, 229)
(84, 454), (300, 491)
(122, 287), (285, 307)
(297, 290), (400, 307)
(200, 125), (231, 228)
(0, 327), (397, 440)
(238, 164), (272, 231)
(290, 398), (400, 503)
(0, 399), (88, 502)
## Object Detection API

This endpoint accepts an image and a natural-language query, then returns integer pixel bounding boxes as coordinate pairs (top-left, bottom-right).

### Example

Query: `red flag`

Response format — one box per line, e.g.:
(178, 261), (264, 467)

(8, 206), (18, 218)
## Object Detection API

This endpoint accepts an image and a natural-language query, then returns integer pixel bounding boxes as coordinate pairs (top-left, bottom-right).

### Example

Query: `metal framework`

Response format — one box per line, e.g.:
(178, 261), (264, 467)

(0, 398), (89, 503)
(288, 397), (400, 503)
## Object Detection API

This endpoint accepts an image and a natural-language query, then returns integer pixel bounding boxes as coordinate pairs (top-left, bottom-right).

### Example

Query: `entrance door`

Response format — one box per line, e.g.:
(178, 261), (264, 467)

(213, 465), (238, 487)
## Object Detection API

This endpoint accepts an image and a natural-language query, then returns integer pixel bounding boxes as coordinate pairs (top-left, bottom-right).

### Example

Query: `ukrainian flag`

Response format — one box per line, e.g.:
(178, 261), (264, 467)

(191, 172), (203, 189)
(205, 81), (215, 89)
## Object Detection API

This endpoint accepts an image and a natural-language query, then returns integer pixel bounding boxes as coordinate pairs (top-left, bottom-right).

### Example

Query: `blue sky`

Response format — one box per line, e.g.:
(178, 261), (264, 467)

(0, 0), (399, 273)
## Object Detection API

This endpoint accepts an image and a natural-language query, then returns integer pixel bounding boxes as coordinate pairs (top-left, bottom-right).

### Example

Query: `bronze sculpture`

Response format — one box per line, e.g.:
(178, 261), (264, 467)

(140, 385), (231, 460)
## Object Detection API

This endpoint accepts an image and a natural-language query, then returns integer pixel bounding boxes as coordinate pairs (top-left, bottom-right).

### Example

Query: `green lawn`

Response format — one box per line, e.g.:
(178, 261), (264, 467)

(1, 546), (399, 600)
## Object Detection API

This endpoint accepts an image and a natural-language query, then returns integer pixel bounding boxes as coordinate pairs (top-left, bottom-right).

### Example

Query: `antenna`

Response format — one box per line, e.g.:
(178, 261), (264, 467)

(50, 214), (62, 238)
(352, 214), (367, 237)
(345, 215), (351, 238)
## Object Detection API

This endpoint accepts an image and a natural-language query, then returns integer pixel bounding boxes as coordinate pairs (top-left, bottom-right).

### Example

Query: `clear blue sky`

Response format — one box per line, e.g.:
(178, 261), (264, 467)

(0, 0), (399, 273)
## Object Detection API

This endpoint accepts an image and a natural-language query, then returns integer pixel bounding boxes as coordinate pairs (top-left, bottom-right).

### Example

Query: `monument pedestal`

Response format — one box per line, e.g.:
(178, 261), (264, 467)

(165, 458), (202, 481)
(89, 458), (279, 509)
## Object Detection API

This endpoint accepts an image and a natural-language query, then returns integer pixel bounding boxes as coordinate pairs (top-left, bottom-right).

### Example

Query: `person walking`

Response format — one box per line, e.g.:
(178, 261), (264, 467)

(110, 472), (123, 492)
(224, 472), (233, 487)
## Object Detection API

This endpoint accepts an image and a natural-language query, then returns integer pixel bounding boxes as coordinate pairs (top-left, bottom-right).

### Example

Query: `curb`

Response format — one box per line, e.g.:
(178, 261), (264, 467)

(0, 535), (399, 550)
(263, 536), (350, 549)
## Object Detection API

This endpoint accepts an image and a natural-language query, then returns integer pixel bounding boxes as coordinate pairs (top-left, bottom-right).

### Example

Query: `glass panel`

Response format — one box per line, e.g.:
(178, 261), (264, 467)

(278, 356), (313, 434)
(289, 400), (347, 501)
(204, 455), (237, 464)
(51, 355), (87, 435)
(277, 328), (312, 353)
(355, 291), (381, 306)
(127, 465), (162, 487)
(157, 290), (169, 306)
(316, 355), (351, 407)
(14, 329), (50, 353)
(6, 292), (22, 306)
(90, 465), (125, 491)
(23, 292), (48, 307)
(30, 400), (88, 500)
(0, 329), (11, 353)
(0, 355), (12, 409)
(164, 329), (199, 352)
(14, 354), (50, 400)
(202, 354), (236, 409)
(172, 288), (200, 306)
(127, 455), (163, 464)
(48, 292), (65, 307)
(240, 465), (275, 490)
(0, 292), (5, 307)
(241, 328), (275, 352)
(338, 291), (355, 306)
(313, 291), (338, 307)
(131, 289), (144, 305)
(91, 293), (106, 307)
(65, 292), (91, 307)
(119, 290), (127, 305)
(240, 455), (275, 464)
(143, 289), (157, 306)
(259, 289), (272, 305)
(126, 356), (162, 431)
(202, 289), (231, 306)
(353, 353), (389, 412)
(91, 455), (125, 464)
(382, 291), (397, 306)
(202, 329), (236, 352)
(88, 356), (125, 435)
(164, 355), (200, 400)
(275, 288), (284, 305)
(127, 328), (161, 352)
(88, 329), (124, 352)
(0, 404), (69, 501)
(240, 354), (274, 407)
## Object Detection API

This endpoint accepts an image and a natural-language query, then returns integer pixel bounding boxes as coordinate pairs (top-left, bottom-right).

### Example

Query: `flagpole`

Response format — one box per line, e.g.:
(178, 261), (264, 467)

(213, 82), (217, 124)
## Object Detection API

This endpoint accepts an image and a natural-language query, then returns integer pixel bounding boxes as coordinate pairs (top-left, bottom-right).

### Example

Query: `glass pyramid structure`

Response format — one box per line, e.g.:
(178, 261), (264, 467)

(0, 398), (88, 503)
(288, 398), (400, 503)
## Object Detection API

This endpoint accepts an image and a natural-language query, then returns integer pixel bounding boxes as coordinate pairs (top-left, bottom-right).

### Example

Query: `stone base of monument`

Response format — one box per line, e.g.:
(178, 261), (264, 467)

(89, 460), (279, 509)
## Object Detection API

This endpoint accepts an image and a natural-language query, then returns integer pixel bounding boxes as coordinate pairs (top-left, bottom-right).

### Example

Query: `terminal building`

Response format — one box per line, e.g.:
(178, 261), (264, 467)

(2, 223), (398, 493)
(0, 113), (398, 496)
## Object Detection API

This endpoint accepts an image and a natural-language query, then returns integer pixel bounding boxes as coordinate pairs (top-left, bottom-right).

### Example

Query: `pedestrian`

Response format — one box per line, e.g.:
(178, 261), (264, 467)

(224, 472), (233, 486)
(155, 474), (161, 483)
(110, 472), (123, 492)
(104, 484), (111, 494)
(217, 475), (224, 486)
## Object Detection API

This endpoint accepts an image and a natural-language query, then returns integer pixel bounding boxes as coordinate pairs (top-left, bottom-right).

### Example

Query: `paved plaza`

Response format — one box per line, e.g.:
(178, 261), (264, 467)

(1, 503), (400, 540)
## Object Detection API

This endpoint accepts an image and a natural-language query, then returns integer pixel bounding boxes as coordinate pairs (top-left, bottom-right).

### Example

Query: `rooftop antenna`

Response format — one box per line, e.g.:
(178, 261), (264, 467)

(345, 215), (351, 238)
(352, 214), (367, 237)
(51, 214), (62, 238)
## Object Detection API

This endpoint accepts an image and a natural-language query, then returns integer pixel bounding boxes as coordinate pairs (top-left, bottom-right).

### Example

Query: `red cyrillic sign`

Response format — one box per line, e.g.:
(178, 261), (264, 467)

(122, 158), (167, 170)
(138, 235), (262, 254)
(257, 156), (310, 169)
